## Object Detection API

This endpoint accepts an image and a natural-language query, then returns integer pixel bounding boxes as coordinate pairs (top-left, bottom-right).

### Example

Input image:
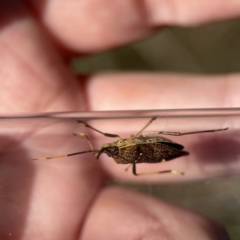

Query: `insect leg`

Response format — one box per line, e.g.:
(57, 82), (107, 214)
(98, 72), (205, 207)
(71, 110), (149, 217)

(78, 120), (120, 138)
(73, 132), (103, 164)
(73, 132), (95, 151)
(134, 117), (157, 138)
(31, 150), (93, 160)
(124, 164), (132, 172)
(132, 163), (184, 176)
(142, 127), (228, 137)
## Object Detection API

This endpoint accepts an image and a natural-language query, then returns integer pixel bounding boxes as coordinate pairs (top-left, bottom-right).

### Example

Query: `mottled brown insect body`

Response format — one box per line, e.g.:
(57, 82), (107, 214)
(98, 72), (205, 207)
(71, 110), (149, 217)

(32, 117), (228, 176)
(101, 136), (188, 164)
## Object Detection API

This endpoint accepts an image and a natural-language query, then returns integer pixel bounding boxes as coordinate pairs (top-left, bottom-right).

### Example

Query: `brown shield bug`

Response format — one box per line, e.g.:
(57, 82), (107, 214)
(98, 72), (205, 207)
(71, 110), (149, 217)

(32, 117), (228, 176)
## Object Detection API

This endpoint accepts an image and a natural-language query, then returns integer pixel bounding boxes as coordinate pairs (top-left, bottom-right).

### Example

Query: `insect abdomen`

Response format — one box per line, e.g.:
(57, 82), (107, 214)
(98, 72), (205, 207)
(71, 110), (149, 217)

(115, 143), (188, 164)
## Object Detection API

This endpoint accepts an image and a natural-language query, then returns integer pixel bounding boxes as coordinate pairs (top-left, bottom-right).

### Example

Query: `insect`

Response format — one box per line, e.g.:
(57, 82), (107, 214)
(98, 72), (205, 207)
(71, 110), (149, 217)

(32, 117), (228, 176)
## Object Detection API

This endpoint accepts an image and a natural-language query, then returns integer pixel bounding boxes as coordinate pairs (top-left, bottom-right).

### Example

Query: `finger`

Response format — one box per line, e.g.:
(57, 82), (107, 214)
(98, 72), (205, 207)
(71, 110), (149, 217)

(28, 0), (240, 52)
(81, 187), (229, 240)
(0, 2), (107, 238)
(86, 73), (239, 109)
(25, 157), (105, 239)
(84, 73), (240, 182)
(0, 0), (84, 113)
(0, 147), (106, 239)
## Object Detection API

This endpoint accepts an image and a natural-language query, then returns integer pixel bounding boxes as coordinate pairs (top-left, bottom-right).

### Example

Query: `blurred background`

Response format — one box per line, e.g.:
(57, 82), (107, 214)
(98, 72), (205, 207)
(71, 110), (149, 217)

(72, 18), (240, 74)
(71, 19), (240, 239)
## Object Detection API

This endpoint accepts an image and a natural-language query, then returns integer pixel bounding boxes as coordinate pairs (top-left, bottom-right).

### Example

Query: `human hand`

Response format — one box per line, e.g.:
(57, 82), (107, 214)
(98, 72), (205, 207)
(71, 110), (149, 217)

(1, 0), (239, 239)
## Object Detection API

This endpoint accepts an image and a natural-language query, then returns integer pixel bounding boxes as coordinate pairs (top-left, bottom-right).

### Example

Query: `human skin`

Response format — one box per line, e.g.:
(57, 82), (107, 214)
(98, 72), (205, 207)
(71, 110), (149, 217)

(0, 0), (239, 239)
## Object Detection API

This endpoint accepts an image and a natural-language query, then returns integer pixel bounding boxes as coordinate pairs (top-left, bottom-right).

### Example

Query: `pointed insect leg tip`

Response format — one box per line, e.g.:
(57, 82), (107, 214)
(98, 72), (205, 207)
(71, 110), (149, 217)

(224, 127), (229, 130)
(171, 170), (184, 176)
(31, 157), (49, 161)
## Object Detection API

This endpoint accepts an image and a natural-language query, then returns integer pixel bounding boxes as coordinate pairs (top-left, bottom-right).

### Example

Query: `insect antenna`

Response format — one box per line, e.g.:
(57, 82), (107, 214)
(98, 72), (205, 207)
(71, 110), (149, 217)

(31, 150), (96, 161)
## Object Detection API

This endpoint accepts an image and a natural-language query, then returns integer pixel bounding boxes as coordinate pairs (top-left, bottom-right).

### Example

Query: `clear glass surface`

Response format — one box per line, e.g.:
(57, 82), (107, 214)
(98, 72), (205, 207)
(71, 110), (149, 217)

(0, 108), (239, 239)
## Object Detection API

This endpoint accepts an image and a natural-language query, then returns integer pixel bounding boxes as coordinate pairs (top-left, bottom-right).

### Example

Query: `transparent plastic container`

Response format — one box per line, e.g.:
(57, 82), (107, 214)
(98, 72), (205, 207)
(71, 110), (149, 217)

(0, 108), (239, 239)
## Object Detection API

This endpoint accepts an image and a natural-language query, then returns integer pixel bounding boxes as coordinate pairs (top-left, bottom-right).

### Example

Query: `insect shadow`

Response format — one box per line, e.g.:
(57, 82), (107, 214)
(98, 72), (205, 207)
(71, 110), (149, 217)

(32, 117), (228, 176)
